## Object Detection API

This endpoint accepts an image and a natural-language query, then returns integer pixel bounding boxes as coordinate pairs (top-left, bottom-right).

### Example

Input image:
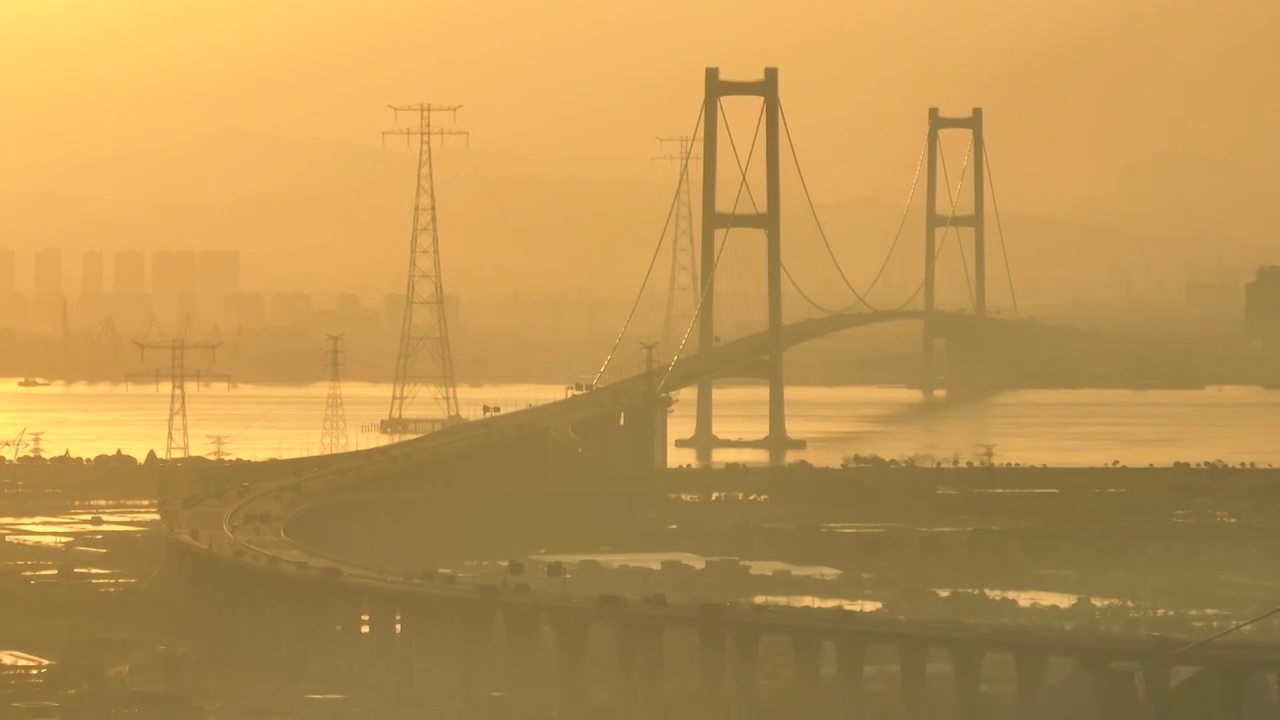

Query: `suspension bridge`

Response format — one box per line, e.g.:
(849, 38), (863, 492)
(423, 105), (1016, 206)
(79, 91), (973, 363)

(155, 68), (1276, 719)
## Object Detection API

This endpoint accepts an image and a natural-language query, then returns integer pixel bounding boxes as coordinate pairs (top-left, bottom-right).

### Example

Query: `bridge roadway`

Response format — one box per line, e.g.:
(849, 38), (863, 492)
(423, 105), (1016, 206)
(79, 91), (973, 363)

(167, 310), (1280, 718)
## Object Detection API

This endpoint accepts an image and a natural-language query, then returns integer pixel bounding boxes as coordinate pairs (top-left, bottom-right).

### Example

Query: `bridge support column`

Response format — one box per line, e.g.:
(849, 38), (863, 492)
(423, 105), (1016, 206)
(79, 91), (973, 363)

(1013, 652), (1049, 710)
(552, 615), (589, 720)
(1140, 665), (1171, 719)
(504, 605), (543, 716)
(613, 397), (670, 472)
(279, 583), (325, 684)
(792, 632), (824, 720)
(732, 628), (760, 720)
(835, 638), (866, 719)
(899, 641), (929, 720)
(698, 621), (729, 719)
(637, 625), (666, 720)
(949, 646), (985, 720)
(457, 603), (498, 708)
(367, 595), (399, 692)
(614, 623), (641, 720)
(397, 600), (436, 701)
(1214, 667), (1248, 720)
(334, 590), (365, 681)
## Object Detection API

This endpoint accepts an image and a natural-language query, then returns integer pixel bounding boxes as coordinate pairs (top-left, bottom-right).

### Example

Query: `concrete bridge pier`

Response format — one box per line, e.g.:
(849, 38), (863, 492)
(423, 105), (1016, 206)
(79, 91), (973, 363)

(1141, 665), (1172, 719)
(457, 602), (498, 709)
(791, 632), (823, 720)
(949, 646), (986, 720)
(732, 628), (760, 720)
(503, 605), (543, 716)
(334, 590), (365, 682)
(306, 589), (350, 685)
(613, 623), (641, 720)
(698, 622), (729, 719)
(614, 398), (670, 472)
(899, 641), (929, 720)
(366, 595), (399, 690)
(1013, 651), (1050, 711)
(181, 550), (229, 663)
(835, 638), (866, 719)
(551, 614), (589, 720)
(400, 599), (452, 700)
(637, 625), (666, 720)
(273, 582), (323, 684)
(1162, 665), (1277, 719)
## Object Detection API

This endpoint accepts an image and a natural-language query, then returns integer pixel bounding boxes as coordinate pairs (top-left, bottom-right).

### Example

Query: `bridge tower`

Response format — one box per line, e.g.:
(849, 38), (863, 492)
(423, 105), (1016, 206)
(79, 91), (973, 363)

(923, 107), (986, 395)
(678, 67), (804, 459)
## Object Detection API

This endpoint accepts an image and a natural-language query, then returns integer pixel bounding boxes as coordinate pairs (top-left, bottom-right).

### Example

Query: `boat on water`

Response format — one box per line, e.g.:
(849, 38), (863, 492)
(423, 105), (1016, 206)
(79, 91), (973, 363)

(17, 378), (50, 388)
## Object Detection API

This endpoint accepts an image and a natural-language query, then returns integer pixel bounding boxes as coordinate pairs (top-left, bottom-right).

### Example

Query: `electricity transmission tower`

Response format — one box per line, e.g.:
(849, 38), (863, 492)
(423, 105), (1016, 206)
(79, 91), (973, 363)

(320, 333), (349, 455)
(27, 431), (45, 459)
(380, 103), (466, 435)
(128, 339), (229, 460)
(653, 135), (700, 359)
(207, 434), (232, 460)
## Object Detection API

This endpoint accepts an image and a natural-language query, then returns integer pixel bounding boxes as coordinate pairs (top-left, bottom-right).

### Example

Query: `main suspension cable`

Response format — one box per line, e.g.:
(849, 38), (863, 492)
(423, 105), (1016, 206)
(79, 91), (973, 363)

(778, 102), (877, 311)
(659, 105), (766, 392)
(886, 139), (974, 311)
(984, 142), (1021, 319)
(779, 103), (932, 316)
(593, 105), (704, 386)
(939, 141), (975, 312)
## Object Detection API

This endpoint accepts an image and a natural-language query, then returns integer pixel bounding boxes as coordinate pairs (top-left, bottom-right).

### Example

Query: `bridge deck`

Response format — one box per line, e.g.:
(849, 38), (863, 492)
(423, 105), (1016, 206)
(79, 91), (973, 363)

(169, 311), (1280, 671)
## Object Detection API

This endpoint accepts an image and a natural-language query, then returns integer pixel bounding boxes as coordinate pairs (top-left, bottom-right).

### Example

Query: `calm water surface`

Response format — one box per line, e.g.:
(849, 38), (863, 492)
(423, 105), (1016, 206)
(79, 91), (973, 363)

(1, 378), (1277, 467)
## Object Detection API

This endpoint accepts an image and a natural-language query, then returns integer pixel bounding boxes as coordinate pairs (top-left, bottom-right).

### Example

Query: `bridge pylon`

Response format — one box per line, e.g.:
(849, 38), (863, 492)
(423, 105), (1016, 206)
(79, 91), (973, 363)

(923, 107), (986, 396)
(675, 67), (805, 461)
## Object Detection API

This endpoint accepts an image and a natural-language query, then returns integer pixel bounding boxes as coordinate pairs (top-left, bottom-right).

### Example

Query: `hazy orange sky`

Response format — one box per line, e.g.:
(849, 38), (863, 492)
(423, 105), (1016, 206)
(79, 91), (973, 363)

(3, 1), (1277, 206)
(1, 0), (1278, 308)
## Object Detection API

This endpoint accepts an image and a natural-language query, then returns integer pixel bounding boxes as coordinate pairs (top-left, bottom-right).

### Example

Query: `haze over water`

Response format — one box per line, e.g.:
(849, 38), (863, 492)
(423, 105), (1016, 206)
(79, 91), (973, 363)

(5, 379), (1278, 468)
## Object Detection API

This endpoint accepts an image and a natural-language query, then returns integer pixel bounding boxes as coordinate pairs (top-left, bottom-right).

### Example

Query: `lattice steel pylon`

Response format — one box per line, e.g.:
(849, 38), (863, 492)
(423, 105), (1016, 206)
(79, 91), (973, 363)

(653, 135), (701, 360)
(320, 333), (349, 455)
(127, 339), (228, 460)
(381, 103), (467, 435)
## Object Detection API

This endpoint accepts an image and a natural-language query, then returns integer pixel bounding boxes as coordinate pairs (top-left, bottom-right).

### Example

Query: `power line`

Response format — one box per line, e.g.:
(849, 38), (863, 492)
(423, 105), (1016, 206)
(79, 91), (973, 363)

(382, 103), (467, 434)
(660, 104), (766, 392)
(938, 143), (976, 311)
(594, 105), (705, 387)
(885, 138), (975, 312)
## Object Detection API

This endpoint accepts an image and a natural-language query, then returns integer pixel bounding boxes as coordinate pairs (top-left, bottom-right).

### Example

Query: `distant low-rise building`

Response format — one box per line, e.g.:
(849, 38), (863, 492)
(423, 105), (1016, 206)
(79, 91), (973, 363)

(1186, 279), (1241, 331)
(1245, 266), (1280, 350)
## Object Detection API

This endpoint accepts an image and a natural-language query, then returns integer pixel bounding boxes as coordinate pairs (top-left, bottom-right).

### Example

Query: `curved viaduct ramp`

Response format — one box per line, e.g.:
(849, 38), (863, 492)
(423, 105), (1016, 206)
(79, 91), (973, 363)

(165, 310), (1280, 718)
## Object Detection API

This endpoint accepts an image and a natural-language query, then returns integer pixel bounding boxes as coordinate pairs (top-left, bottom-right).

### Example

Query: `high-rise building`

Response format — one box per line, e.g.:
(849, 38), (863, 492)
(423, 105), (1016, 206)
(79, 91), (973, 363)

(198, 250), (240, 300)
(151, 251), (176, 297)
(225, 292), (267, 328)
(328, 293), (378, 332)
(1246, 266), (1280, 346)
(0, 248), (15, 296)
(269, 292), (314, 328)
(81, 250), (105, 296)
(151, 250), (199, 299)
(33, 248), (62, 297)
(112, 250), (146, 296)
